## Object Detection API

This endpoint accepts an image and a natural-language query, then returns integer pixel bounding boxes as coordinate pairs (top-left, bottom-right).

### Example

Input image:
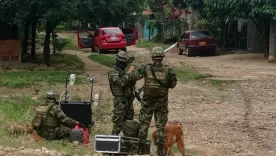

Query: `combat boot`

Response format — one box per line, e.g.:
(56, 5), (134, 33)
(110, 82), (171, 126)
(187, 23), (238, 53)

(138, 142), (145, 155)
(157, 143), (165, 156)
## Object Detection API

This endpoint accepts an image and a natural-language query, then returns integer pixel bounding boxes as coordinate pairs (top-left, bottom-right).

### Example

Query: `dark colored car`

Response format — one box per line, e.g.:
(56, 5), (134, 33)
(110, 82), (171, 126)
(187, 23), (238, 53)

(121, 27), (138, 46)
(177, 30), (216, 56)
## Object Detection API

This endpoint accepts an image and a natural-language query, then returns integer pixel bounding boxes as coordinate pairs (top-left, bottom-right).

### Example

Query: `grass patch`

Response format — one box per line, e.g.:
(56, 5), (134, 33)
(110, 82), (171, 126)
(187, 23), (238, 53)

(0, 71), (86, 88)
(0, 93), (114, 155)
(56, 24), (69, 31)
(62, 37), (78, 50)
(0, 96), (93, 155)
(136, 40), (170, 50)
(0, 96), (38, 122)
(51, 53), (85, 70)
(173, 67), (211, 82)
(88, 54), (115, 68)
(87, 54), (137, 69)
(207, 79), (236, 87)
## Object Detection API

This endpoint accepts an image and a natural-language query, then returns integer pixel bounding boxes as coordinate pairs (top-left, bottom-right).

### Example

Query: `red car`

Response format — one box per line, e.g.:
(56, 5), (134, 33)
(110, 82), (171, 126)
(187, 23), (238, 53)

(92, 27), (126, 53)
(77, 27), (138, 53)
(177, 30), (216, 56)
(77, 27), (127, 53)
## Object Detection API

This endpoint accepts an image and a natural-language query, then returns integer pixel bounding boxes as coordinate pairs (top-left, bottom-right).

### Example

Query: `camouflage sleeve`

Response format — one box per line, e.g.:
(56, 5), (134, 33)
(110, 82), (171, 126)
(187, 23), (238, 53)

(168, 68), (177, 89)
(49, 105), (78, 128)
(109, 66), (145, 87)
(108, 70), (130, 88)
(128, 65), (146, 81)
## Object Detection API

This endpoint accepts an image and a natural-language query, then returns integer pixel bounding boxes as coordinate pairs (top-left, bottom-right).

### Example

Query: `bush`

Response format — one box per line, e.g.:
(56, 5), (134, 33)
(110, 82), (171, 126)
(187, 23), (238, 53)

(55, 24), (69, 31)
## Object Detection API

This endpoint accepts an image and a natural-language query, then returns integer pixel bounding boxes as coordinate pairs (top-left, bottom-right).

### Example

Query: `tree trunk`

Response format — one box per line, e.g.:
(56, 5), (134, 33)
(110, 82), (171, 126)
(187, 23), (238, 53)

(22, 20), (30, 54)
(220, 20), (224, 50)
(264, 18), (270, 58)
(235, 20), (239, 49)
(31, 2), (37, 57)
(52, 31), (56, 54)
(269, 20), (276, 62)
(43, 21), (52, 66)
(31, 19), (37, 57)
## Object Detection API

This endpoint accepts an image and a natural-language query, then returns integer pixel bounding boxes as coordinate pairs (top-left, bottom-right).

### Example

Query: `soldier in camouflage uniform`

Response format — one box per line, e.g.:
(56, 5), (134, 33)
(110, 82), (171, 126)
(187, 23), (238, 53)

(32, 90), (83, 140)
(108, 50), (136, 135)
(129, 47), (177, 156)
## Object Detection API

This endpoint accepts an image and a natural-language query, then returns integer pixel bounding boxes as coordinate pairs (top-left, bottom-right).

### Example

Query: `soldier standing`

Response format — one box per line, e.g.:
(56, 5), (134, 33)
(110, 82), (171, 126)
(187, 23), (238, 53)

(108, 51), (136, 135)
(129, 47), (177, 156)
(32, 90), (84, 140)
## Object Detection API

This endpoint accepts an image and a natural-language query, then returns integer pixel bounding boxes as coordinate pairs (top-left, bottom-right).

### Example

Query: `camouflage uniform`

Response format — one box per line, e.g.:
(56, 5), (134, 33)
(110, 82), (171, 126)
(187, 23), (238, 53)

(108, 51), (136, 135)
(129, 47), (177, 156)
(32, 90), (80, 140)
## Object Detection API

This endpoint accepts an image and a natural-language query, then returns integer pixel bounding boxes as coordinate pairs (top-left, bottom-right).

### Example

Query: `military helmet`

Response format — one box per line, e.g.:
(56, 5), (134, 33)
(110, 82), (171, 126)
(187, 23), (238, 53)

(45, 90), (59, 100)
(116, 51), (128, 62)
(150, 46), (165, 58)
(116, 50), (134, 63)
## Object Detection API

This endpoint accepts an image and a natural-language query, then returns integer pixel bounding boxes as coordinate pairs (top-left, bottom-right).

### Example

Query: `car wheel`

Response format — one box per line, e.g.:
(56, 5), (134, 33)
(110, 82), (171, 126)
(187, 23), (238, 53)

(178, 46), (183, 55)
(186, 48), (191, 57)
(211, 49), (217, 56)
(91, 46), (96, 52)
(98, 49), (104, 54)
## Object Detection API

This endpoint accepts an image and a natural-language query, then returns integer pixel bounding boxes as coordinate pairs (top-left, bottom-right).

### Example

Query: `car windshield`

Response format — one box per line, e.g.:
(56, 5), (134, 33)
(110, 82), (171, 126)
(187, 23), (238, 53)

(102, 28), (122, 35)
(191, 31), (212, 39)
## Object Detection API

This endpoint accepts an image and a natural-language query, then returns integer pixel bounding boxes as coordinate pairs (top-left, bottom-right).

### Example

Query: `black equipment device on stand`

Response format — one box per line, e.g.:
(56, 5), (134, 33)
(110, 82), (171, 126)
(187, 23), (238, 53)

(60, 74), (95, 134)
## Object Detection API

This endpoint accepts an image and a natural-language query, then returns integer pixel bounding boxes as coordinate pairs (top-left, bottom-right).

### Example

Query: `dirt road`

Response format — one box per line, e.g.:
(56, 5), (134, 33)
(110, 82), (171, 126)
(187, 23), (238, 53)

(127, 46), (276, 156)
(59, 33), (276, 156)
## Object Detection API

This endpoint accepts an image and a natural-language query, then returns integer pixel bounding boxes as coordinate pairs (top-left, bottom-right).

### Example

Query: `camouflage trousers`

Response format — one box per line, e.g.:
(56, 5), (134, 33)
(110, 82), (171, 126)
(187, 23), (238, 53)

(37, 125), (72, 140)
(138, 100), (168, 144)
(112, 96), (134, 135)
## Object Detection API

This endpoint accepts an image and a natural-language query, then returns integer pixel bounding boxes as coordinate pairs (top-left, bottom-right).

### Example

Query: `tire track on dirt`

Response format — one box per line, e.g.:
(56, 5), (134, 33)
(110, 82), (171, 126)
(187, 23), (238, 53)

(238, 84), (273, 151)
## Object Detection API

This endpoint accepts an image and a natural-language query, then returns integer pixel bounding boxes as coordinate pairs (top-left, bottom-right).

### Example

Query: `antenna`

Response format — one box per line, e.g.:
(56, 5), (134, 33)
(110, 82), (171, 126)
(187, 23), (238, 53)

(88, 74), (95, 103)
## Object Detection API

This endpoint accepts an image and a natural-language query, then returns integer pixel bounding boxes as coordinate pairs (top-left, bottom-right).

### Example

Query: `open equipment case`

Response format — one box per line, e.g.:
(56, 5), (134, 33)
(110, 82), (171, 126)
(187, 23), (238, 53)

(94, 135), (151, 155)
(59, 74), (95, 133)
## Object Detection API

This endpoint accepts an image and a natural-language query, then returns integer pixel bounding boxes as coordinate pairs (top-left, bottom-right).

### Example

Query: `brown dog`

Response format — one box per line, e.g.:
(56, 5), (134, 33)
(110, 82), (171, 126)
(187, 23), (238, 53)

(6, 123), (44, 142)
(26, 124), (44, 142)
(152, 123), (185, 156)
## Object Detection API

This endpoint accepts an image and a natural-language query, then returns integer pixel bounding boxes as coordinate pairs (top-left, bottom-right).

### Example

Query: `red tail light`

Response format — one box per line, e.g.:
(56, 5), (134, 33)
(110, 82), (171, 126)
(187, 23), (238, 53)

(190, 40), (199, 45)
(122, 35), (126, 41)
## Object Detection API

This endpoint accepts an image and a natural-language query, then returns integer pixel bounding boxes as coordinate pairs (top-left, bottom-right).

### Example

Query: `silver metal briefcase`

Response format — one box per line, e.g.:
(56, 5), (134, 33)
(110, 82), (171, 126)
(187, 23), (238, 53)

(94, 135), (121, 153)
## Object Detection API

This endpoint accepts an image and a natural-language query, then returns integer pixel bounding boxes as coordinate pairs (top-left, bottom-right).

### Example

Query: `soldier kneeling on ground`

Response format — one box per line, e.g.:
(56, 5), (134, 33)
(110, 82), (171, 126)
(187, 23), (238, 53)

(31, 90), (85, 140)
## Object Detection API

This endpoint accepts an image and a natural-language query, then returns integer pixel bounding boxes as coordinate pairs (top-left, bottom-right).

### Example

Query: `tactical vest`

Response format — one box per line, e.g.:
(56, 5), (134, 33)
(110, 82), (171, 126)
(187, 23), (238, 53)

(144, 65), (169, 97)
(33, 103), (59, 128)
(109, 71), (133, 97)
